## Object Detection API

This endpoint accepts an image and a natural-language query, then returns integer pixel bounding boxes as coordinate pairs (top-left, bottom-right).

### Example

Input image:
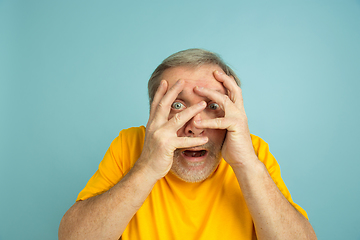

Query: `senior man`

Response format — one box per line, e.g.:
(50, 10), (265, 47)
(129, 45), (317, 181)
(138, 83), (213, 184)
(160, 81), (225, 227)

(59, 49), (317, 240)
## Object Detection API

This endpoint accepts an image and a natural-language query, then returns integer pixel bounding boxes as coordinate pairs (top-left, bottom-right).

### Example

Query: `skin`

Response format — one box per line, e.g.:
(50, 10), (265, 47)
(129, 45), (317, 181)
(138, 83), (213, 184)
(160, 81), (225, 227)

(58, 64), (317, 240)
(162, 65), (227, 182)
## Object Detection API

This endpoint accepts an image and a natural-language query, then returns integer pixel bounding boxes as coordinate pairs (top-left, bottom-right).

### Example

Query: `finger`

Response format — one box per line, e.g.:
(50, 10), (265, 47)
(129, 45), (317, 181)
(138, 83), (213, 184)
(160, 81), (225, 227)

(213, 70), (239, 93)
(153, 79), (185, 123)
(165, 101), (207, 130)
(194, 87), (237, 112)
(173, 136), (209, 149)
(213, 71), (243, 105)
(149, 80), (168, 121)
(194, 117), (237, 132)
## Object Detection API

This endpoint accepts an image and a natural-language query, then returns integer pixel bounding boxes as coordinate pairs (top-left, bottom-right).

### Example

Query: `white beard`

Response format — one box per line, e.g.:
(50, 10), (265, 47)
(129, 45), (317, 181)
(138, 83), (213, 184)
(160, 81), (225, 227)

(170, 140), (222, 183)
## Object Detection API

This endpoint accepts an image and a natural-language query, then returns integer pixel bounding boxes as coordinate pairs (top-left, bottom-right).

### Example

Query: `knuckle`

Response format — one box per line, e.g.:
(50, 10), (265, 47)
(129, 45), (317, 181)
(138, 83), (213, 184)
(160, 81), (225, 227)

(151, 101), (158, 111)
(222, 95), (230, 105)
(215, 118), (223, 127)
(173, 113), (181, 123)
(158, 101), (165, 109)
(152, 129), (164, 143)
(147, 122), (157, 133)
(232, 88), (240, 97)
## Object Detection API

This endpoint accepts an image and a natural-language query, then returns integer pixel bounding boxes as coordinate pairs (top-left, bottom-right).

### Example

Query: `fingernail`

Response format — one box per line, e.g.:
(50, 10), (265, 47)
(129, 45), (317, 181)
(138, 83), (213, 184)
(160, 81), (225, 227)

(198, 101), (206, 107)
(215, 70), (223, 75)
(176, 79), (184, 85)
(195, 120), (201, 124)
(196, 86), (204, 90)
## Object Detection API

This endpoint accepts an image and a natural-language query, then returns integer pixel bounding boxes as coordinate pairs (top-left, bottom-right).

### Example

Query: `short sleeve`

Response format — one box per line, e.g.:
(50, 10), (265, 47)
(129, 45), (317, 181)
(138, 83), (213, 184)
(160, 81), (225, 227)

(250, 134), (309, 220)
(76, 126), (146, 201)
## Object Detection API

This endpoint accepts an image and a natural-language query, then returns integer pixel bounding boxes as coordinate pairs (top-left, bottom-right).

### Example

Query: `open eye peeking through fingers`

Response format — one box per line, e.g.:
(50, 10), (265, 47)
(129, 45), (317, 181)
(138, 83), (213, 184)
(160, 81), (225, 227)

(167, 100), (207, 130)
(194, 83), (245, 113)
(151, 79), (187, 121)
(208, 102), (219, 110)
(194, 87), (230, 108)
(205, 101), (224, 119)
(171, 101), (186, 111)
(171, 99), (223, 115)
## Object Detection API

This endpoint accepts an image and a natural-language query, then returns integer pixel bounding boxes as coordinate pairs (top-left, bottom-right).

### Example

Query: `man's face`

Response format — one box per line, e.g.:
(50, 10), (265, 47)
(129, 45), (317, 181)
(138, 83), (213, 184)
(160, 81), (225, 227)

(161, 64), (227, 182)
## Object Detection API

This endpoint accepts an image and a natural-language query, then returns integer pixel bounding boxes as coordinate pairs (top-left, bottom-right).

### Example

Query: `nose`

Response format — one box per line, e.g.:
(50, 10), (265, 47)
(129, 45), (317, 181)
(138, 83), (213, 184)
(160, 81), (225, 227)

(184, 112), (205, 137)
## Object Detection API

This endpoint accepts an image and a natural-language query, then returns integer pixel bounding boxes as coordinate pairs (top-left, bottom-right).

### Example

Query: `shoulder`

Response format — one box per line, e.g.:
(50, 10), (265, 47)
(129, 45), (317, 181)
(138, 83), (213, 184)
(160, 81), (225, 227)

(249, 134), (278, 170)
(118, 125), (146, 139)
(106, 126), (146, 164)
(250, 133), (270, 153)
(113, 126), (146, 148)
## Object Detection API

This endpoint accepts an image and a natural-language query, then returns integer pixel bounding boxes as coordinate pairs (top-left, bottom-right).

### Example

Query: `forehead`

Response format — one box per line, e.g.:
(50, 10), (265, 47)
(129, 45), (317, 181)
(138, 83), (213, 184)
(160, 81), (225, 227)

(161, 64), (226, 93)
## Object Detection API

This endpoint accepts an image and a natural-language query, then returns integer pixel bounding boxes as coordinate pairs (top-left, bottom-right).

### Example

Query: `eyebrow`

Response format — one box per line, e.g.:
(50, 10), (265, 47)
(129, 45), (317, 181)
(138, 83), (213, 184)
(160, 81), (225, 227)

(178, 89), (225, 96)
(177, 89), (226, 102)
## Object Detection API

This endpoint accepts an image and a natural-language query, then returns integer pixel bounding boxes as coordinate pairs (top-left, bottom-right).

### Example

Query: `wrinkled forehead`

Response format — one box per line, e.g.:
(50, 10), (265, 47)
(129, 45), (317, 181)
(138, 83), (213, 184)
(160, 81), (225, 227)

(162, 65), (227, 94)
(180, 78), (226, 95)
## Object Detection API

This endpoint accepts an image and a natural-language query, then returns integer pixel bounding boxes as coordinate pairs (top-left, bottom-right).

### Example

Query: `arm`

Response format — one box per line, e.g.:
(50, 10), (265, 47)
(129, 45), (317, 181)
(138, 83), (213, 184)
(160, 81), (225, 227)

(58, 163), (158, 240)
(232, 155), (316, 240)
(59, 79), (208, 240)
(194, 71), (317, 240)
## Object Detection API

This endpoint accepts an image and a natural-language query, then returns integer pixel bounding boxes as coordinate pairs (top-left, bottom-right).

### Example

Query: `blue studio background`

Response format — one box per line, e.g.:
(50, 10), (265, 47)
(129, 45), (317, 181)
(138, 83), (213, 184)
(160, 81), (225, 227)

(1, 1), (359, 239)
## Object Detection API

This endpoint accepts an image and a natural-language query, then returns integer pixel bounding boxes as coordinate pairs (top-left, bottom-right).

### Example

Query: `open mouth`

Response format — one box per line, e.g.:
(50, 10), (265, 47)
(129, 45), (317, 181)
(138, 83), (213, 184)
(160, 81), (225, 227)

(182, 150), (207, 158)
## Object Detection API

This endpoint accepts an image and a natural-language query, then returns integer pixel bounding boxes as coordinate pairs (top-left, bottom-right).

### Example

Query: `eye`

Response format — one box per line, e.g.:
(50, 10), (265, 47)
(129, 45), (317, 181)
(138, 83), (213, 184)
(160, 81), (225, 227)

(208, 103), (219, 110)
(171, 101), (185, 110)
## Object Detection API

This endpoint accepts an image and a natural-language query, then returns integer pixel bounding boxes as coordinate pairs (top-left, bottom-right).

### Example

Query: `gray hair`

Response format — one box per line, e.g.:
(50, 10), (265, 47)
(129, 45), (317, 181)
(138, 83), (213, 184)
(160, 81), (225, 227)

(148, 48), (240, 104)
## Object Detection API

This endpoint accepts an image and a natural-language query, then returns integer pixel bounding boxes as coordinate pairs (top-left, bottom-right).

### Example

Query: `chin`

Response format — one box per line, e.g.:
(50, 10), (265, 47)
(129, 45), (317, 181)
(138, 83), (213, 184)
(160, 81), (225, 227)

(170, 156), (221, 183)
(171, 140), (222, 182)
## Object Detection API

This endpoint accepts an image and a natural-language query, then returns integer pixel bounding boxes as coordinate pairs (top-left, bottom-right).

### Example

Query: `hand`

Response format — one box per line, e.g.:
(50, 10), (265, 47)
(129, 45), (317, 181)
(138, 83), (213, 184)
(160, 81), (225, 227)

(137, 79), (209, 180)
(193, 71), (257, 168)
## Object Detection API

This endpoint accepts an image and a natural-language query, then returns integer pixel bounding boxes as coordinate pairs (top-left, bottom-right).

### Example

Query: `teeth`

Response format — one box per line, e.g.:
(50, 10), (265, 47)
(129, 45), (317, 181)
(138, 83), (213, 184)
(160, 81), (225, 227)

(182, 150), (207, 158)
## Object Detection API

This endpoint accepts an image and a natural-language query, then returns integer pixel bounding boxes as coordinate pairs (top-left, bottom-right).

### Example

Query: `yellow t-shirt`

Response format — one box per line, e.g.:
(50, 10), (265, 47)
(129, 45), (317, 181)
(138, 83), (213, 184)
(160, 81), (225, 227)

(77, 126), (308, 240)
